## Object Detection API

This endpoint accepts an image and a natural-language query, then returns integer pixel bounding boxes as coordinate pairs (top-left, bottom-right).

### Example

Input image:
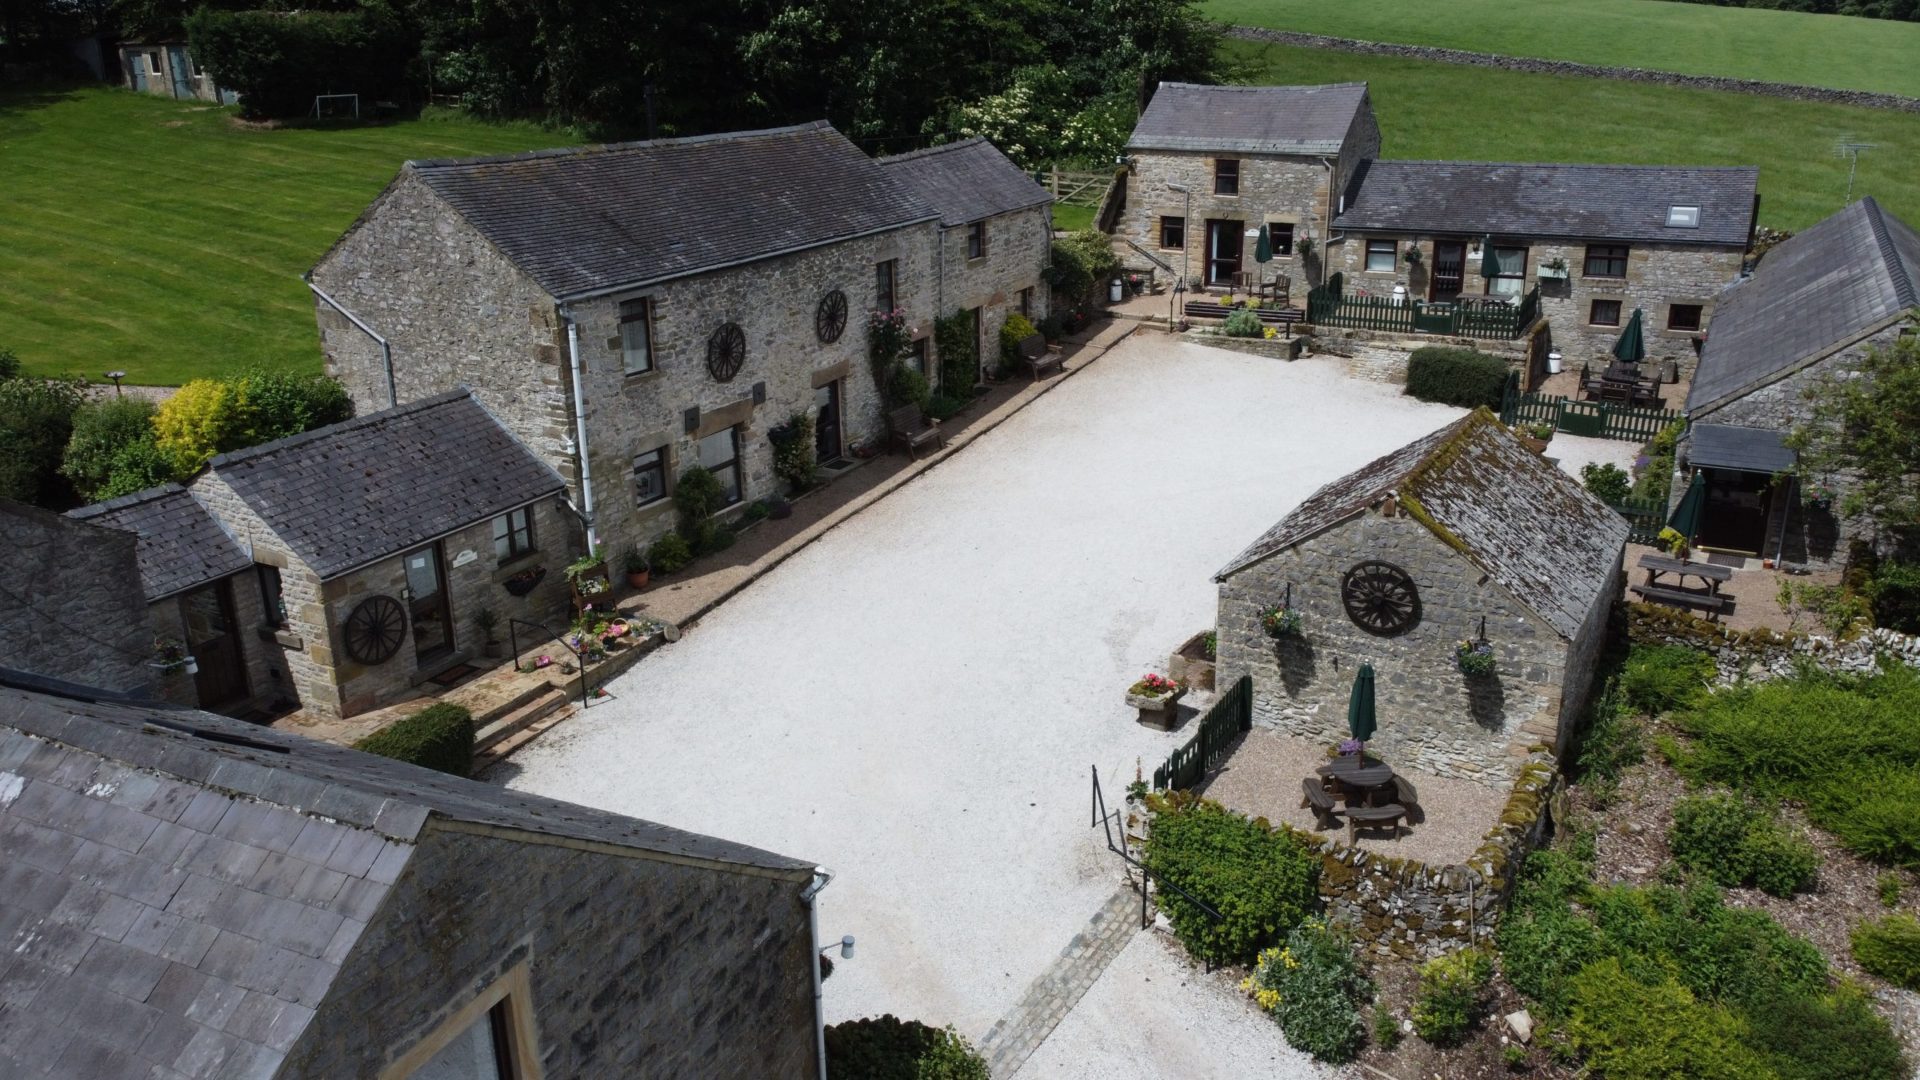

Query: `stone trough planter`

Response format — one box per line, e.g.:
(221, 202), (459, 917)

(1126, 687), (1186, 730)
(1168, 631), (1216, 691)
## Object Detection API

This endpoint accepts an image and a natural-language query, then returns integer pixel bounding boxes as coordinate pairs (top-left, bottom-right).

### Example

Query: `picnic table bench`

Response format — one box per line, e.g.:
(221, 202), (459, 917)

(1017, 333), (1064, 381)
(1637, 553), (1733, 594)
(1299, 778), (1340, 829)
(1630, 583), (1730, 619)
(888, 404), (944, 459)
(1347, 803), (1407, 844)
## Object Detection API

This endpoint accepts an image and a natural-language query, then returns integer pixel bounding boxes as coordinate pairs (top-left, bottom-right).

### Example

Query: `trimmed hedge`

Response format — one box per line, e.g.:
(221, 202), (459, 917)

(1404, 346), (1508, 409)
(354, 703), (474, 777)
(186, 8), (416, 119)
(1143, 793), (1319, 966)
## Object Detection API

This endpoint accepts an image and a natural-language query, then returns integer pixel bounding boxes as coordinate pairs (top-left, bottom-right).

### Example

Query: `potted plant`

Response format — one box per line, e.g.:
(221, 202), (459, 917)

(1126, 672), (1186, 730)
(1260, 604), (1303, 638)
(473, 607), (502, 659)
(1403, 247), (1423, 267)
(503, 565), (546, 597)
(565, 549), (610, 604)
(1539, 257), (1570, 280)
(1455, 639), (1496, 677)
(622, 547), (651, 589)
(1807, 482), (1836, 511)
(1657, 526), (1692, 562)
(150, 636), (197, 676)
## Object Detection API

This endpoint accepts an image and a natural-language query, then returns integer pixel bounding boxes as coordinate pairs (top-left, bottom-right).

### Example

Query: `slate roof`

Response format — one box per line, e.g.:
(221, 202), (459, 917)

(206, 390), (564, 580)
(406, 121), (939, 300)
(1334, 160), (1760, 247)
(1216, 410), (1628, 639)
(68, 485), (249, 602)
(1687, 196), (1920, 413)
(1688, 423), (1797, 474)
(0, 672), (812, 1079)
(877, 138), (1052, 227)
(1126, 82), (1371, 156)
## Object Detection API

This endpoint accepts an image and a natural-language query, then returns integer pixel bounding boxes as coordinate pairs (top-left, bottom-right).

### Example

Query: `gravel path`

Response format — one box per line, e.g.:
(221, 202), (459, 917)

(500, 337), (1464, 1048)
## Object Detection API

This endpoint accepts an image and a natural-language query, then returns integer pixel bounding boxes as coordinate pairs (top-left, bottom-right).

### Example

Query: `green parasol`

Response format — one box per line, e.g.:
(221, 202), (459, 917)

(1254, 223), (1273, 264)
(1612, 308), (1647, 365)
(1347, 663), (1377, 749)
(1478, 236), (1500, 279)
(1668, 471), (1706, 543)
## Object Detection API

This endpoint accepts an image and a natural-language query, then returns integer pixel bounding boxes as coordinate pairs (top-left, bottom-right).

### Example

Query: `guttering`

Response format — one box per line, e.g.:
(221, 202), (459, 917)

(800, 867), (835, 1080)
(559, 308), (600, 552)
(303, 274), (396, 408)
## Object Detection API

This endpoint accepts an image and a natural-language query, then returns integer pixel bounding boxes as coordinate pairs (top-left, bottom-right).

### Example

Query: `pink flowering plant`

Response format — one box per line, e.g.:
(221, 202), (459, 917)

(1129, 672), (1183, 697)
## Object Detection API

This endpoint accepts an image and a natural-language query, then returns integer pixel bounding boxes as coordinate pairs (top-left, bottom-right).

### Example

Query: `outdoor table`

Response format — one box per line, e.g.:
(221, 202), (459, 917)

(1637, 553), (1733, 595)
(1315, 757), (1396, 806)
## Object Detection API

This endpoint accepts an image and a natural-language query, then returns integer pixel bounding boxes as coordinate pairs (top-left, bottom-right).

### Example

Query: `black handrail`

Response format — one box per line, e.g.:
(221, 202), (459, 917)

(506, 618), (592, 708)
(1090, 764), (1224, 970)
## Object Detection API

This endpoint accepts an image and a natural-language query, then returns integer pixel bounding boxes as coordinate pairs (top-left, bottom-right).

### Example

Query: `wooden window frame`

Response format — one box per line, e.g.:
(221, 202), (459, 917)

(1159, 216), (1185, 250)
(966, 221), (987, 260)
(492, 506), (536, 564)
(1487, 246), (1528, 296)
(1267, 222), (1295, 257)
(1589, 298), (1623, 327)
(632, 448), (668, 508)
(876, 259), (897, 313)
(1667, 303), (1704, 332)
(1213, 159), (1240, 196)
(1364, 238), (1396, 273)
(380, 964), (541, 1080)
(1582, 244), (1629, 279)
(697, 426), (744, 508)
(618, 299), (654, 376)
(1019, 287), (1033, 317)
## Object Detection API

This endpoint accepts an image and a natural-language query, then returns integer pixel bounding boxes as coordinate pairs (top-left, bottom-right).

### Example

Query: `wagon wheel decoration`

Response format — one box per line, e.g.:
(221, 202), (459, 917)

(816, 289), (848, 343)
(707, 322), (746, 382)
(343, 595), (407, 665)
(1341, 560), (1421, 636)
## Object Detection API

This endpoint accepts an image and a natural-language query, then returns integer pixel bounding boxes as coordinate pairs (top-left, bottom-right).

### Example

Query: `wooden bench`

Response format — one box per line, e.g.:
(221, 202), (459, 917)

(1018, 333), (1064, 382)
(1347, 803), (1407, 845)
(1630, 584), (1730, 620)
(1392, 776), (1424, 825)
(888, 404), (943, 459)
(1299, 778), (1340, 829)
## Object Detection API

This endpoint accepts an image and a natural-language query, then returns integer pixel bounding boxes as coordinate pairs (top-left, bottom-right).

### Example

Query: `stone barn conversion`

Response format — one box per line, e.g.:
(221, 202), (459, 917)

(0, 672), (821, 1078)
(1214, 410), (1627, 783)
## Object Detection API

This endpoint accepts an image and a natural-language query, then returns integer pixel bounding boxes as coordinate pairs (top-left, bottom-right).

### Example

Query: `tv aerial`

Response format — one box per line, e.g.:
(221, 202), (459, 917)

(1835, 137), (1878, 205)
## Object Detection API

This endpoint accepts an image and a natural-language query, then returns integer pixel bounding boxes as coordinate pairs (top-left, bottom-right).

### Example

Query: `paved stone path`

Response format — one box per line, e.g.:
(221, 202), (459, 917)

(977, 884), (1143, 1077)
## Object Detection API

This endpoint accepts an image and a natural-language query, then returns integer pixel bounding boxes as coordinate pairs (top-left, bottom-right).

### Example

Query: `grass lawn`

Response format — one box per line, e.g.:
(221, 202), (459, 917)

(1209, 0), (1920, 99)
(1052, 203), (1096, 231)
(1231, 39), (1920, 232)
(0, 87), (560, 385)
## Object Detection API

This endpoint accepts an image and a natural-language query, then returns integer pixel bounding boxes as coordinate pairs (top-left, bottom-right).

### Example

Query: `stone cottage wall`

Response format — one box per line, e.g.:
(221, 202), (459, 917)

(935, 204), (1052, 377)
(1118, 150), (1333, 302)
(284, 822), (817, 1078)
(1216, 510), (1568, 784)
(0, 502), (153, 695)
(144, 569), (293, 716)
(1553, 559), (1621, 762)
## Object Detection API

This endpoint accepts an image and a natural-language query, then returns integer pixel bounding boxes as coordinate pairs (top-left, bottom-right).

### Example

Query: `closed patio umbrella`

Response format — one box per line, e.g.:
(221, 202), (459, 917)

(1612, 308), (1647, 366)
(1668, 471), (1706, 544)
(1347, 663), (1377, 753)
(1478, 236), (1500, 279)
(1254, 223), (1273, 265)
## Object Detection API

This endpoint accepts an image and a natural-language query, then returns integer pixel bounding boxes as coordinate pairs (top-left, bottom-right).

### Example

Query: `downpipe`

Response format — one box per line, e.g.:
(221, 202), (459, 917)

(560, 309), (600, 552)
(801, 867), (835, 1080)
(303, 275), (395, 408)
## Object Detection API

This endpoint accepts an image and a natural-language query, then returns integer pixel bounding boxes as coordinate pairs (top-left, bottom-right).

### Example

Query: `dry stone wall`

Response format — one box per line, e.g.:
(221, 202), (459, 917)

(1627, 601), (1920, 684)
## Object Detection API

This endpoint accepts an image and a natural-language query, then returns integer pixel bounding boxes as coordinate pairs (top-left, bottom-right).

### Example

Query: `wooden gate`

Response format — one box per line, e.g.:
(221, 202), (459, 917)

(1152, 675), (1253, 791)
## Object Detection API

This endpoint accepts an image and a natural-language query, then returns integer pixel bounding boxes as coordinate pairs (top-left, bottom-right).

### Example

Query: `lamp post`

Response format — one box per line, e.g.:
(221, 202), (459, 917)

(1167, 182), (1192, 329)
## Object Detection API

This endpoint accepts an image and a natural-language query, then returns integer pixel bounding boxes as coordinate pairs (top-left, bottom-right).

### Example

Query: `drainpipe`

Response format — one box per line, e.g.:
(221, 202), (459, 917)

(559, 308), (600, 552)
(801, 867), (835, 1080)
(1320, 158), (1344, 244)
(303, 274), (395, 408)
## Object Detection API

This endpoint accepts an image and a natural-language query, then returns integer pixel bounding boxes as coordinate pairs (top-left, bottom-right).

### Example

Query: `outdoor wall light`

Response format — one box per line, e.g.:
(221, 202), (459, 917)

(822, 935), (855, 960)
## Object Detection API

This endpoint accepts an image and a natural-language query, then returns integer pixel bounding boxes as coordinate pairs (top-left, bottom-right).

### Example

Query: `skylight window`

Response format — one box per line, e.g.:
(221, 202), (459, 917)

(1667, 205), (1700, 228)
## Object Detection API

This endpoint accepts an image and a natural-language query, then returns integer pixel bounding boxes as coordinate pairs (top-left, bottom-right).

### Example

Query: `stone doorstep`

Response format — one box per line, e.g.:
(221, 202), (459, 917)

(473, 686), (570, 755)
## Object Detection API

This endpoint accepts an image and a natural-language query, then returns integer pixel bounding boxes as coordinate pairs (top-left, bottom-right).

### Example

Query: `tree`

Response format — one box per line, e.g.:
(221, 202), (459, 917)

(0, 375), (87, 507)
(61, 396), (158, 501)
(1787, 332), (1920, 545)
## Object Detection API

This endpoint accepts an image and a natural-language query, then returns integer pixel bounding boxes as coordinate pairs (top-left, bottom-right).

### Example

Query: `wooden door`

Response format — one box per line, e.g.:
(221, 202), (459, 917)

(1205, 221), (1243, 286)
(167, 46), (194, 99)
(814, 380), (843, 463)
(1430, 241), (1465, 301)
(183, 580), (248, 709)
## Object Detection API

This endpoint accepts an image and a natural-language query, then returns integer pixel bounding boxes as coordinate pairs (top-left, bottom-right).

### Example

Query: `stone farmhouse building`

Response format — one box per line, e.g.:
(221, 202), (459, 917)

(879, 136), (1054, 373)
(0, 671), (821, 1078)
(1214, 410), (1626, 784)
(1680, 196), (1920, 564)
(310, 122), (1047, 561)
(116, 41), (233, 103)
(1118, 82), (1381, 303)
(69, 392), (573, 720)
(0, 501), (154, 698)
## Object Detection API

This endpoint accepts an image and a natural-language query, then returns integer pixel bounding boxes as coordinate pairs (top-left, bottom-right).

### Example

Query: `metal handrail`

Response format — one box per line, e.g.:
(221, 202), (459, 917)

(1090, 764), (1224, 970)
(1122, 238), (1176, 279)
(506, 618), (591, 708)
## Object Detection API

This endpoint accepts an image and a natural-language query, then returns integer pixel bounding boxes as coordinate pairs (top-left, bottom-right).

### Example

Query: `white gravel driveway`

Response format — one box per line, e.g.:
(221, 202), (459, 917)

(503, 336), (1463, 1064)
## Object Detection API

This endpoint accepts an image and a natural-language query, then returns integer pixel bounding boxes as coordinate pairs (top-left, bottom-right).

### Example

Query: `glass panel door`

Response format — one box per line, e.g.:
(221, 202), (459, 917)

(1205, 221), (1243, 286)
(404, 544), (453, 661)
(814, 381), (843, 463)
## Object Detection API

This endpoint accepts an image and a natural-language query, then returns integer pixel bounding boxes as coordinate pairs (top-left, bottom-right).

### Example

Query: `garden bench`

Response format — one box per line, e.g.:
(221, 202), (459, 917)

(888, 404), (944, 459)
(1392, 775), (1424, 824)
(1299, 778), (1340, 829)
(1629, 584), (1729, 620)
(1346, 803), (1407, 845)
(1019, 333), (1064, 382)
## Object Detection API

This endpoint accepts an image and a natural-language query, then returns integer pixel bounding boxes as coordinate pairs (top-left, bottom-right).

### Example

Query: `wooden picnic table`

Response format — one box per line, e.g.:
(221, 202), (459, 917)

(1315, 756), (1397, 806)
(1637, 553), (1732, 594)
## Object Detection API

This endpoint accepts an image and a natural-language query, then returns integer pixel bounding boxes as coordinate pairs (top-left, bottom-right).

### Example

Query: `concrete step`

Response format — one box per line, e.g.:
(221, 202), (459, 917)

(473, 686), (570, 756)
(473, 698), (576, 771)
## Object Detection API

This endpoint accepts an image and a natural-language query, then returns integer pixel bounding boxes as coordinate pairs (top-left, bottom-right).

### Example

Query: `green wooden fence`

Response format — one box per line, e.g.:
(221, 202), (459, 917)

(1306, 272), (1539, 340)
(1610, 495), (1669, 545)
(1152, 675), (1253, 791)
(1501, 373), (1684, 443)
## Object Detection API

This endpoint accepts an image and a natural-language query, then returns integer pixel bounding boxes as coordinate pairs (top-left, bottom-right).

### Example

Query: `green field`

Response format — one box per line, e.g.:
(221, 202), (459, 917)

(0, 87), (559, 385)
(1230, 39), (1918, 232)
(1208, 0), (1920, 99)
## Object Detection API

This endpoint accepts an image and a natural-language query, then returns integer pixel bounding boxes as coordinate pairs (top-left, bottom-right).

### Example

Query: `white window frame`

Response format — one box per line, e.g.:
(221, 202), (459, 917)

(619, 299), (654, 376)
(1666, 205), (1700, 228)
(1364, 238), (1396, 273)
(632, 447), (668, 508)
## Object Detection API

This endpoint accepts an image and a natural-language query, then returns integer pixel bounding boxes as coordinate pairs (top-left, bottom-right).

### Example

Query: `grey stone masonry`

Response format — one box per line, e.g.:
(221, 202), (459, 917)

(934, 205), (1051, 381)
(0, 501), (153, 695)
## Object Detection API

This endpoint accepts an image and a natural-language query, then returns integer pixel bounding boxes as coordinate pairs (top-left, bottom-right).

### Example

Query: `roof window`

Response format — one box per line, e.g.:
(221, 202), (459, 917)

(1666, 205), (1700, 228)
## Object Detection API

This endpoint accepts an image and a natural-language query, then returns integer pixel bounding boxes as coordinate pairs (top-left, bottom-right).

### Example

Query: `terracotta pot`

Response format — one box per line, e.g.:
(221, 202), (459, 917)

(626, 569), (650, 589)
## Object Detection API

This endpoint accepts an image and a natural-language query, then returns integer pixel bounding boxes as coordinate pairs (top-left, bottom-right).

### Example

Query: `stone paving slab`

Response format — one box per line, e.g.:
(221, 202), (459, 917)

(977, 884), (1143, 1077)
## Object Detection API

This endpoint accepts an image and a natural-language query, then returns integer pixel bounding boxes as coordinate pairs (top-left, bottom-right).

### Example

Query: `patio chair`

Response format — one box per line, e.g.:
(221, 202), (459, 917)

(1392, 775), (1424, 825)
(888, 404), (943, 459)
(1300, 778), (1340, 829)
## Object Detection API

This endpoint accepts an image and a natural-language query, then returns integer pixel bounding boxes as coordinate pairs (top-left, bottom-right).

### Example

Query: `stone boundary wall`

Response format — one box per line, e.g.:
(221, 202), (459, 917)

(1226, 26), (1920, 114)
(1626, 601), (1920, 683)
(1283, 750), (1561, 960)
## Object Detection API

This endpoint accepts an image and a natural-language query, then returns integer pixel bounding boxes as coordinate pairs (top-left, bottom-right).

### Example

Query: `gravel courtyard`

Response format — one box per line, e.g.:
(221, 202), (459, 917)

(502, 335), (1545, 1066)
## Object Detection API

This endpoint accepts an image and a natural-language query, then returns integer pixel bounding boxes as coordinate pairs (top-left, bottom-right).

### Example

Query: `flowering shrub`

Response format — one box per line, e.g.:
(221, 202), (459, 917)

(1411, 947), (1493, 1044)
(1657, 526), (1691, 558)
(1129, 673), (1181, 697)
(1242, 919), (1370, 1062)
(1455, 639), (1495, 677)
(1261, 606), (1303, 637)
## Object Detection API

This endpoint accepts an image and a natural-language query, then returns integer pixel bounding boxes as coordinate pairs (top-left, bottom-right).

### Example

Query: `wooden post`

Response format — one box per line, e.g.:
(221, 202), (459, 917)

(1050, 165), (1060, 197)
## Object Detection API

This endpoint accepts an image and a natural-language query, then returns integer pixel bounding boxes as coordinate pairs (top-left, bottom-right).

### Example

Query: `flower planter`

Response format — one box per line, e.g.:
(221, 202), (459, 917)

(1127, 688), (1186, 730)
(625, 569), (650, 589)
(503, 566), (546, 597)
(1169, 631), (1216, 692)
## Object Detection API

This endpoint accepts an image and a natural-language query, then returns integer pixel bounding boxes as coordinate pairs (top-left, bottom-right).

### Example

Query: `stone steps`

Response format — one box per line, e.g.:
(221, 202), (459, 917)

(472, 686), (572, 766)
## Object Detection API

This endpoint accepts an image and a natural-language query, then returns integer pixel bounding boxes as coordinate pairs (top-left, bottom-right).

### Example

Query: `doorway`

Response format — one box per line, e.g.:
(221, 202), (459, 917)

(1430, 240), (1466, 302)
(1205, 220), (1243, 286)
(1694, 469), (1774, 555)
(404, 543), (454, 663)
(166, 46), (194, 98)
(182, 580), (248, 709)
(815, 380), (844, 465)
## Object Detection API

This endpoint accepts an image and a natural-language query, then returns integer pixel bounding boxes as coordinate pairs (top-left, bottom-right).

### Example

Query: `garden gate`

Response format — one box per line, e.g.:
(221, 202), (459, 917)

(1500, 372), (1683, 443)
(1151, 675), (1252, 791)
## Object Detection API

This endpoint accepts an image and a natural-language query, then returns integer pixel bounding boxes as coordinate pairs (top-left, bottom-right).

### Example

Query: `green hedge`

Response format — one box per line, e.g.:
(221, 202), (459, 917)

(1851, 913), (1920, 990)
(823, 1016), (987, 1079)
(354, 703), (474, 777)
(1143, 794), (1319, 966)
(1404, 347), (1508, 410)
(186, 8), (416, 119)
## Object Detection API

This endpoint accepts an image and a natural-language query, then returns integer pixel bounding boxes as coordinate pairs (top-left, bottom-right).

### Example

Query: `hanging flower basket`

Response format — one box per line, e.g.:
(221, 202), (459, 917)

(504, 566), (546, 597)
(1260, 605), (1303, 638)
(1455, 639), (1496, 677)
(1807, 483), (1836, 511)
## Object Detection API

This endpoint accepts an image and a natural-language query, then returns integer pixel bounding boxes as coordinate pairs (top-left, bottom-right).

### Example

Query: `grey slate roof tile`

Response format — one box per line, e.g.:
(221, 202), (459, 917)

(86, 893), (147, 943)
(205, 391), (566, 580)
(878, 138), (1052, 226)
(406, 121), (940, 300)
(1334, 160), (1759, 247)
(67, 485), (250, 603)
(1688, 197), (1920, 413)
(1128, 82), (1371, 156)
(3, 815), (85, 874)
(74, 936), (172, 1001)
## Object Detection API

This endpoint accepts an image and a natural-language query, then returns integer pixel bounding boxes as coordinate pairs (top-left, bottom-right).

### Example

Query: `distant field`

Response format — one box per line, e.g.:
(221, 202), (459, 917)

(1229, 38), (1917, 232)
(1208, 0), (1920, 99)
(0, 88), (559, 384)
